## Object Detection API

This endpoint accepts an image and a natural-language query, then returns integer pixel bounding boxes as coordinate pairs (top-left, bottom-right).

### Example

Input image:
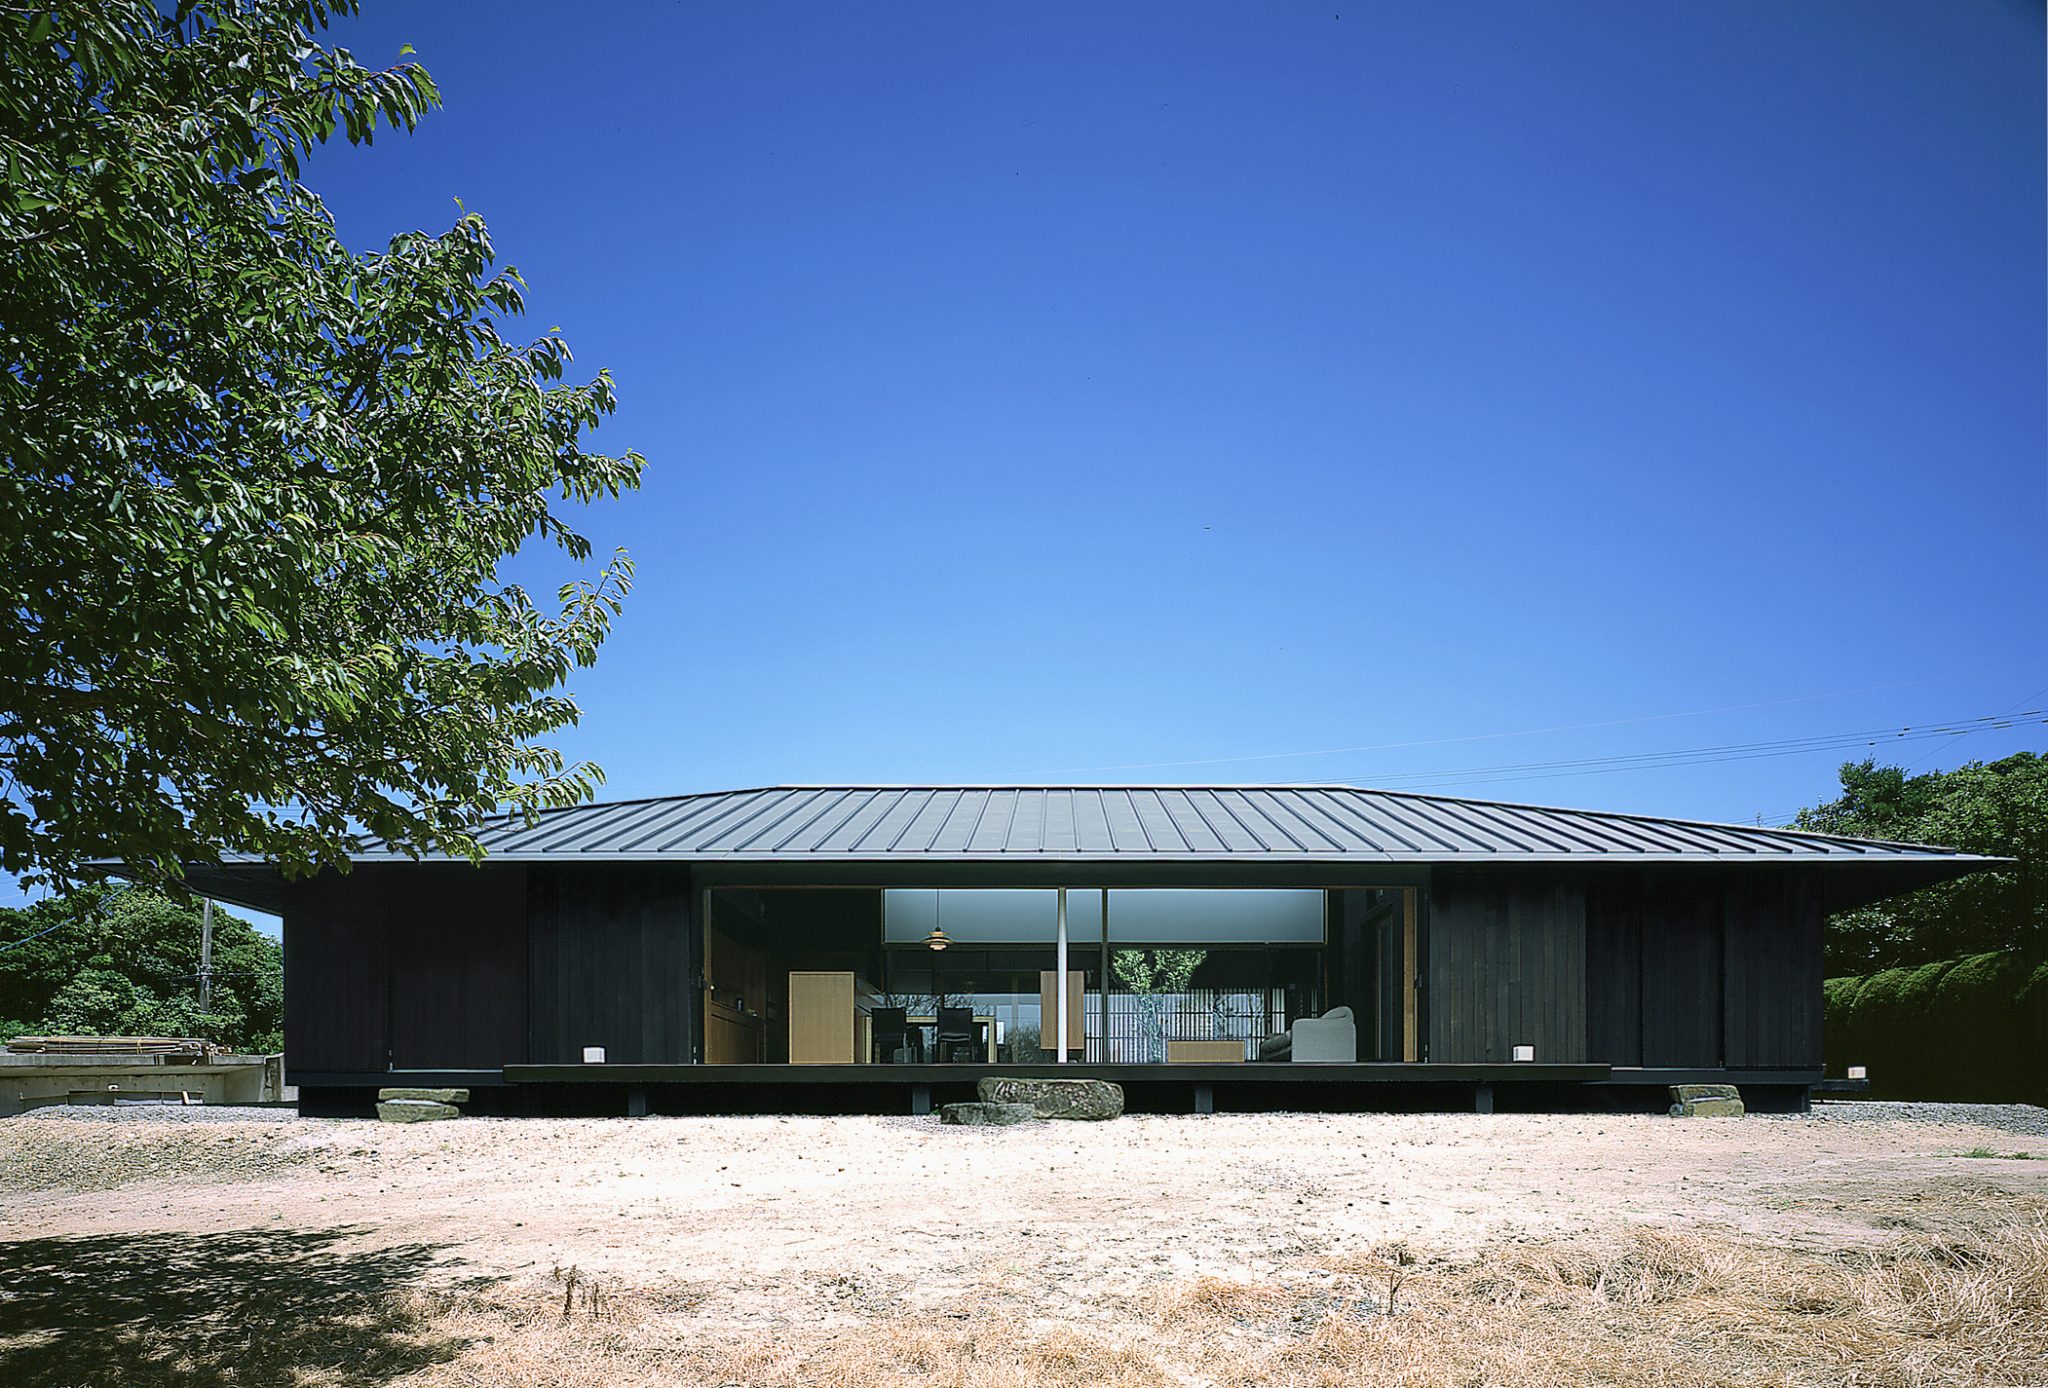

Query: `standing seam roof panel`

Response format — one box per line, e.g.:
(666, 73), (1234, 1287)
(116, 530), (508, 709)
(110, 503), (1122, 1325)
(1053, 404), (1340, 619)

(1274, 790), (1379, 853)
(1243, 789), (1350, 852)
(802, 790), (892, 855)
(1130, 792), (1190, 852)
(927, 790), (986, 853)
(897, 790), (963, 853)
(1207, 791), (1301, 852)
(1184, 790), (1270, 852)
(1454, 799), (1599, 855)
(614, 789), (761, 852)
(687, 788), (823, 852)
(341, 786), (1994, 863)
(1158, 790), (1231, 854)
(1313, 791), (1455, 853)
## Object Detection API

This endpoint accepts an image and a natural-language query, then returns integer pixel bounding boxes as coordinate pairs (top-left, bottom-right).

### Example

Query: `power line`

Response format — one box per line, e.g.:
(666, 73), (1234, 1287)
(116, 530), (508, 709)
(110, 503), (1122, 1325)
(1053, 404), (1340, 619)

(1053, 662), (2048, 774)
(1278, 709), (2046, 793)
(1755, 685), (2048, 826)
(0, 919), (69, 953)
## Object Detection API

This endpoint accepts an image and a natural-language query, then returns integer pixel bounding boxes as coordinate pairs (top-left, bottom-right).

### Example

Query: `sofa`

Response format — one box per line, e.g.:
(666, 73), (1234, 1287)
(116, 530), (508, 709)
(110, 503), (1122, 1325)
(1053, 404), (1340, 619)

(1256, 1006), (1357, 1063)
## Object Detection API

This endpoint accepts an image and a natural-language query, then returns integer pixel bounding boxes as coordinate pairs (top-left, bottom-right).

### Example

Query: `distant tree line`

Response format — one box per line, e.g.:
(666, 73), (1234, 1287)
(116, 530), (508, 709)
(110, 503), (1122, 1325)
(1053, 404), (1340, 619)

(0, 887), (281, 1053)
(1796, 753), (2044, 976)
(1802, 753), (2047, 1101)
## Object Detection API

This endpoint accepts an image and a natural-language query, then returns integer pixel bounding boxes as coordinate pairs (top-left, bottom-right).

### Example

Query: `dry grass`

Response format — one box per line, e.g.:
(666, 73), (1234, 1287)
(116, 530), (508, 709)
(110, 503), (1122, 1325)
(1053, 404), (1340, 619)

(377, 1199), (2048, 1388)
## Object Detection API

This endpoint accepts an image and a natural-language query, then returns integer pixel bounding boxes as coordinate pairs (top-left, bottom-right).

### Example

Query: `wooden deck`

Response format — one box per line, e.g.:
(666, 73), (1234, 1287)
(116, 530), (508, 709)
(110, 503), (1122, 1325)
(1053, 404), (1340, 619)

(501, 1061), (1613, 1085)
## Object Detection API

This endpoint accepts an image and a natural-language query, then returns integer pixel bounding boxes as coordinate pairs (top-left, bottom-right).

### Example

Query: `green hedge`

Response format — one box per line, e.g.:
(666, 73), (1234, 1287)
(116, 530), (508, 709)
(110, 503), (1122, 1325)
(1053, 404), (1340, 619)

(1825, 952), (2048, 1103)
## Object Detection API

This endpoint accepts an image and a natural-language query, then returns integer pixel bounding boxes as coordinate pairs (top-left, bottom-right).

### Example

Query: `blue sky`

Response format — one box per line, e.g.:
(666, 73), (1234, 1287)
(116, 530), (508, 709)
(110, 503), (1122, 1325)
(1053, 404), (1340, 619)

(10, 3), (2047, 924)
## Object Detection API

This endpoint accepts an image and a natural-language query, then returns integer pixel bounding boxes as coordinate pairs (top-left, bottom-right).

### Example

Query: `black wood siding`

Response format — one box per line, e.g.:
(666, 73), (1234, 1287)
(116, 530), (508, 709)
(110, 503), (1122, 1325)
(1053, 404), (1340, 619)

(284, 863), (527, 1073)
(526, 864), (695, 1065)
(1427, 869), (1587, 1063)
(1584, 866), (1822, 1069)
(1722, 868), (1824, 1068)
(387, 865), (528, 1069)
(283, 870), (391, 1072)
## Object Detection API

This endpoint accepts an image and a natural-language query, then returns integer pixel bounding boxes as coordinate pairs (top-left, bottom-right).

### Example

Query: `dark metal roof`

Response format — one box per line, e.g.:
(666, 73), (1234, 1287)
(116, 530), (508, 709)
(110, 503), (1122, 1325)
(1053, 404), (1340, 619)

(341, 785), (2001, 865)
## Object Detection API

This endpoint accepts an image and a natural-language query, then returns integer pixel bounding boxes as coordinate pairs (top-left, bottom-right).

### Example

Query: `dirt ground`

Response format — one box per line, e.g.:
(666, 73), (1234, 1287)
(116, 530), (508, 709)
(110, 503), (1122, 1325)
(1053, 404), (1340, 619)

(3, 1102), (2046, 1386)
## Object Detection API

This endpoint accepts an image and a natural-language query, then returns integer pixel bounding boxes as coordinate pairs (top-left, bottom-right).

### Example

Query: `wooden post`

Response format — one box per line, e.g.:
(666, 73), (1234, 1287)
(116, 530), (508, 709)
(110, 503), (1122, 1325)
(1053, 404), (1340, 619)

(1055, 887), (1068, 1065)
(198, 898), (214, 1015)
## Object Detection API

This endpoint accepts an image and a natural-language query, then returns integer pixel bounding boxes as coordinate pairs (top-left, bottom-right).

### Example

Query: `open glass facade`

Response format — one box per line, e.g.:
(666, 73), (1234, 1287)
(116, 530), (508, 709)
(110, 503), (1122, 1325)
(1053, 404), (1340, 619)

(704, 883), (1415, 1066)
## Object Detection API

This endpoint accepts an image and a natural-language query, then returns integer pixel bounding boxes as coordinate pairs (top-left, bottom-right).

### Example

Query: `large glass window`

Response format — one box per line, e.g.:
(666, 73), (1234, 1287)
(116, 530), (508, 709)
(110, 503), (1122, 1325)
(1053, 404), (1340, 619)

(880, 889), (1106, 1060)
(875, 886), (1335, 1063)
(1104, 889), (1325, 1062)
(1107, 889), (1324, 943)
(883, 888), (1058, 943)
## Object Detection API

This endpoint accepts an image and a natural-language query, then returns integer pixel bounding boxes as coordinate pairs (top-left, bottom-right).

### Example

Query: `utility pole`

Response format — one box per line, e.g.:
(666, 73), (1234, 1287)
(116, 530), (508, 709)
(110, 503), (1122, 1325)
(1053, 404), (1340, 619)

(198, 898), (214, 1016)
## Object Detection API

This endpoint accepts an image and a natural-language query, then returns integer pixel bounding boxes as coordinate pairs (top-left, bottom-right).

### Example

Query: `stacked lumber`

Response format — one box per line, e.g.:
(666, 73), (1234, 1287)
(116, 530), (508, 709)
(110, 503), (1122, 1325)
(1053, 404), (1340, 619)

(7, 1035), (208, 1057)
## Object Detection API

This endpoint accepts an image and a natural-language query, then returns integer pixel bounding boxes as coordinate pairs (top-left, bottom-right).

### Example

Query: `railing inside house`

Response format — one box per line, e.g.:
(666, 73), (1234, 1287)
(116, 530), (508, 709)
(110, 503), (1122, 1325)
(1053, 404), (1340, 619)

(1103, 988), (1288, 1063)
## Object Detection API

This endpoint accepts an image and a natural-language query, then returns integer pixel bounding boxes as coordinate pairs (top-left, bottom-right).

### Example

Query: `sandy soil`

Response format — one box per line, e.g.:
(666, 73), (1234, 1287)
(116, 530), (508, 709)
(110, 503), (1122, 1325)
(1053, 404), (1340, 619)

(3, 1103), (2046, 1384)
(7, 1106), (2047, 1305)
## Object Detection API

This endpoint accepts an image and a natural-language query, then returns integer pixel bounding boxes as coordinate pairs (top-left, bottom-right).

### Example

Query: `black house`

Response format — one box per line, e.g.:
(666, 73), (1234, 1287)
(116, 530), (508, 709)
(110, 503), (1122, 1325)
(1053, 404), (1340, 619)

(189, 785), (2002, 1115)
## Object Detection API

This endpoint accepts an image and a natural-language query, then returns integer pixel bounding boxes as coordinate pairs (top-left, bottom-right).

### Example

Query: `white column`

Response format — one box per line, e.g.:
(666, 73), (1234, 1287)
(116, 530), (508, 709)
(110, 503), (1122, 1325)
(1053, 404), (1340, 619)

(1055, 887), (1068, 1064)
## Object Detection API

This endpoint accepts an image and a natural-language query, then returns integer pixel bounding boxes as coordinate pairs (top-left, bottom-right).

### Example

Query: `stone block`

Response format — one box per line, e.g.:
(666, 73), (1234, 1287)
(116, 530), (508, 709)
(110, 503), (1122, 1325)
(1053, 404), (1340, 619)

(377, 1087), (470, 1104)
(377, 1099), (460, 1123)
(1669, 1097), (1746, 1118)
(977, 1076), (1124, 1120)
(939, 1101), (1038, 1126)
(1668, 1084), (1740, 1104)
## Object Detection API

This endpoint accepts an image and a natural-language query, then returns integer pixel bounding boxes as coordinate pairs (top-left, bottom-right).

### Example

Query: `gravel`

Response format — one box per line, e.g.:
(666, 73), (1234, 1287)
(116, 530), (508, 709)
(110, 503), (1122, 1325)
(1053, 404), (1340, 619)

(1, 1106), (329, 1191)
(11, 1103), (299, 1123)
(1809, 1099), (2048, 1139)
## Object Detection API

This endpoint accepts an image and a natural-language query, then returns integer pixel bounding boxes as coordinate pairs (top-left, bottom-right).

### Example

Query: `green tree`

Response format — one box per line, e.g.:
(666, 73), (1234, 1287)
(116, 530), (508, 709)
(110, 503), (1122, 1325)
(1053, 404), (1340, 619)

(1112, 947), (1207, 1063)
(1796, 754), (2048, 973)
(0, 1), (644, 894)
(0, 886), (282, 1051)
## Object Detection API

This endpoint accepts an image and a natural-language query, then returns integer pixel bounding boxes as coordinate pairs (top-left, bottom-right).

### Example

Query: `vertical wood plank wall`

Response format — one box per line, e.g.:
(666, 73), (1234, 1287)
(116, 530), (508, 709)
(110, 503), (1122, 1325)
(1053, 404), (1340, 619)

(525, 864), (696, 1065)
(283, 869), (393, 1072)
(285, 862), (696, 1075)
(284, 864), (527, 1074)
(1584, 866), (1823, 1070)
(1427, 869), (1588, 1063)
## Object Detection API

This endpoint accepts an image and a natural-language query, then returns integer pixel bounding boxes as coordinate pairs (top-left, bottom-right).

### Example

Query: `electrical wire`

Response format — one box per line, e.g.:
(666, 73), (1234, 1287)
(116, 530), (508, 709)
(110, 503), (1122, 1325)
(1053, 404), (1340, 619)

(1054, 661), (2048, 774)
(0, 919), (70, 953)
(1277, 710), (2046, 793)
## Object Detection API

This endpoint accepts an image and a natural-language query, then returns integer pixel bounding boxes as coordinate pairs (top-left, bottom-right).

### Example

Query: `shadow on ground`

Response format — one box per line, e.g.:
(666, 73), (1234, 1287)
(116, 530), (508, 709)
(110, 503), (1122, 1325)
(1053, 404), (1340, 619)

(0, 1226), (476, 1386)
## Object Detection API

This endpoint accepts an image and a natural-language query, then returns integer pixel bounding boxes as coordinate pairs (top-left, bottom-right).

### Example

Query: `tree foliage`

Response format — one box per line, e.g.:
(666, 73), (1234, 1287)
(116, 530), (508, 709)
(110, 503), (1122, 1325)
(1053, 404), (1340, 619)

(1824, 951), (2048, 1104)
(0, 1), (644, 893)
(1111, 948), (1208, 997)
(0, 886), (282, 1051)
(1796, 754), (2047, 974)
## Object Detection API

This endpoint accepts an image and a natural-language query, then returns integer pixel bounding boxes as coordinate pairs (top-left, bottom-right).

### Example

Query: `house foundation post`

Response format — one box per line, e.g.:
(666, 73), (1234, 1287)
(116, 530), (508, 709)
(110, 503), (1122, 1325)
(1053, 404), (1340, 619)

(910, 1083), (932, 1116)
(627, 1087), (649, 1118)
(1474, 1083), (1494, 1115)
(1193, 1083), (1214, 1115)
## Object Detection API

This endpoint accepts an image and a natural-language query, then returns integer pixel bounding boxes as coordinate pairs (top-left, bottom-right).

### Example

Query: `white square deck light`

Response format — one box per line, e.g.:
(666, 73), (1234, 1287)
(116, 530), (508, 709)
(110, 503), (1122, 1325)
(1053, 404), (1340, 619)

(582, 1046), (606, 1064)
(1847, 1065), (1866, 1080)
(1512, 1044), (1535, 1062)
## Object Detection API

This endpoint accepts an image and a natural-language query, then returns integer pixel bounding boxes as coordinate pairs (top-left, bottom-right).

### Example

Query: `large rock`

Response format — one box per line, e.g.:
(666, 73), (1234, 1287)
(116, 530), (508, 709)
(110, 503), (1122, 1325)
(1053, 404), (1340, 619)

(377, 1099), (460, 1123)
(939, 1101), (1038, 1126)
(978, 1076), (1123, 1120)
(377, 1087), (469, 1104)
(1669, 1084), (1744, 1118)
